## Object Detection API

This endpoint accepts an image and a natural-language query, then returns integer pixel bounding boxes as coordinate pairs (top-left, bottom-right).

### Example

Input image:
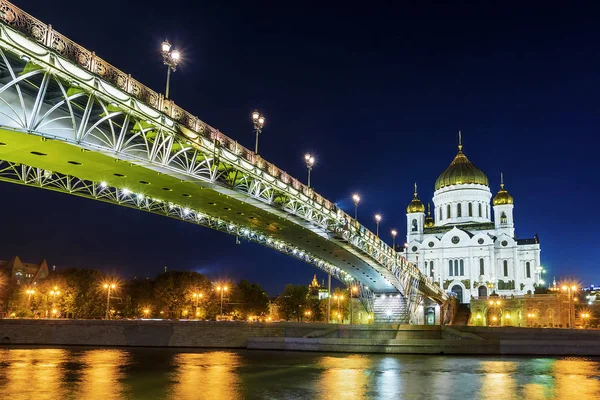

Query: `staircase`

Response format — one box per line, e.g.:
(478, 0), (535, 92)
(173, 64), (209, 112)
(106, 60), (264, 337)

(452, 304), (471, 326)
(373, 294), (408, 324)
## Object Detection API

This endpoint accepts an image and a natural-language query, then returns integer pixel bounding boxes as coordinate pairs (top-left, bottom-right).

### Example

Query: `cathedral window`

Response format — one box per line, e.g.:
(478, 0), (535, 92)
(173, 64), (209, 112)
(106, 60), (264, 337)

(479, 258), (484, 275)
(412, 219), (418, 232)
(486, 206), (489, 219)
(430, 261), (434, 278)
(459, 259), (464, 276)
(503, 260), (508, 277)
(501, 212), (507, 224)
(468, 203), (473, 217)
(526, 262), (531, 278)
(448, 260), (453, 276)
(454, 260), (459, 276)
(457, 203), (462, 217)
(447, 204), (451, 219)
(439, 207), (443, 220)
(478, 203), (482, 217)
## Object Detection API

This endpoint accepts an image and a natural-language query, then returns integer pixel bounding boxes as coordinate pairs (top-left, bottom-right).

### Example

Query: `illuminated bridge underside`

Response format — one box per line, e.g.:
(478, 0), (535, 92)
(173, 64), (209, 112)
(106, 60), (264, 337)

(0, 4), (446, 322)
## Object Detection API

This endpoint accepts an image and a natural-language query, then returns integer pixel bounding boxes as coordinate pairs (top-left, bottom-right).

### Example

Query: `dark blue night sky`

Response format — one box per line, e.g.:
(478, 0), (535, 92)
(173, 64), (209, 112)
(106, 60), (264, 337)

(1, 1), (598, 294)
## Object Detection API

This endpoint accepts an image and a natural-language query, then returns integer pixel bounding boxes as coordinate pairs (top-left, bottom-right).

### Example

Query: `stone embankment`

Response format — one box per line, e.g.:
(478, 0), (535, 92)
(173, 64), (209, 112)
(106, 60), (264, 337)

(2, 319), (600, 356)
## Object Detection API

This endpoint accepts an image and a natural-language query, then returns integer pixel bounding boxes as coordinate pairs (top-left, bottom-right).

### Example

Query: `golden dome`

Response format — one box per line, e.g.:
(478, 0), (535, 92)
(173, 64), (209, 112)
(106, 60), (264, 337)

(424, 203), (434, 227)
(434, 132), (489, 191)
(406, 183), (425, 213)
(493, 173), (514, 205)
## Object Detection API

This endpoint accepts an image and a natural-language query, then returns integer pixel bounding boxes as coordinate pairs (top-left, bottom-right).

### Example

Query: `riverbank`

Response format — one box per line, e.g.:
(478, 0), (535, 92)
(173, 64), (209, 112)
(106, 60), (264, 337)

(2, 319), (600, 356)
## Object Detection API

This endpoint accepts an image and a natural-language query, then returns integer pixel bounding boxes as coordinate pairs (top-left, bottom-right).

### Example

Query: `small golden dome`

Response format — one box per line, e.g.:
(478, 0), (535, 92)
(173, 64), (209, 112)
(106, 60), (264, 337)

(424, 203), (434, 227)
(493, 173), (514, 205)
(434, 132), (489, 191)
(407, 183), (425, 213)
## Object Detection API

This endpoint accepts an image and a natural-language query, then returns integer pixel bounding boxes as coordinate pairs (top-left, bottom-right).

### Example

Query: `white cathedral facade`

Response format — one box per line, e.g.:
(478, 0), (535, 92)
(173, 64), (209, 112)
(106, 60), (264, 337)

(403, 139), (541, 303)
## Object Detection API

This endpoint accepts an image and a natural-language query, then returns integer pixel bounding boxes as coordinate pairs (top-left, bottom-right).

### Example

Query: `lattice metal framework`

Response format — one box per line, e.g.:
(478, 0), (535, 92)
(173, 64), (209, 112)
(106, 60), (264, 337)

(0, 0), (447, 317)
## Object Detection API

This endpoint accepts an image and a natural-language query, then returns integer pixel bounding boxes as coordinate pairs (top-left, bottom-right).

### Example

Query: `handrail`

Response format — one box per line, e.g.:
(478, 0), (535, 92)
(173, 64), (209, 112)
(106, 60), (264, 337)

(0, 0), (443, 298)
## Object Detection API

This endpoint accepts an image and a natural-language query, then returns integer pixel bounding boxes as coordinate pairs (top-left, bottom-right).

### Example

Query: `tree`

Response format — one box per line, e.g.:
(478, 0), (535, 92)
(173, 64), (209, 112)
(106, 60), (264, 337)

(276, 284), (309, 321)
(232, 280), (269, 319)
(152, 271), (212, 319)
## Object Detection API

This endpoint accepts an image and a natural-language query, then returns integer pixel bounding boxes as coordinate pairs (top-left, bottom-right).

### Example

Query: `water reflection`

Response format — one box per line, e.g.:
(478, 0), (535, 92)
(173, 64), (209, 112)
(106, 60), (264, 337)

(168, 351), (241, 400)
(0, 348), (598, 399)
(316, 355), (373, 399)
(77, 349), (128, 400)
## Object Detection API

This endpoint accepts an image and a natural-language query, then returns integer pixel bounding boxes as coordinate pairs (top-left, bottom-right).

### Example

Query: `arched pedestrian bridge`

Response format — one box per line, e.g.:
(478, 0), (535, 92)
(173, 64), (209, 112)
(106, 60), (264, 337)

(0, 0), (449, 323)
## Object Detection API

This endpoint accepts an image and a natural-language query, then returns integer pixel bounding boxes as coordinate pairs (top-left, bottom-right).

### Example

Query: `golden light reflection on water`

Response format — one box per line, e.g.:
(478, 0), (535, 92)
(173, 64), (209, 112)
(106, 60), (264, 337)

(552, 359), (600, 399)
(480, 361), (518, 400)
(168, 351), (242, 400)
(316, 355), (374, 400)
(77, 349), (129, 400)
(0, 348), (67, 400)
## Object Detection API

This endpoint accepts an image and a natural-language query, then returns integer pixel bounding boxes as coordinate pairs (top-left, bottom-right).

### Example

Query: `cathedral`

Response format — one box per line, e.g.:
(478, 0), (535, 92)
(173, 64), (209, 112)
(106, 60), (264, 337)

(404, 135), (541, 303)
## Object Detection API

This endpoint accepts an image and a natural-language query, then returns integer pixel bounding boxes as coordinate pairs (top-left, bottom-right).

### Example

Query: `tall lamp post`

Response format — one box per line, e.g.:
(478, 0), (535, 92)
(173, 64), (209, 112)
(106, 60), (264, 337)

(391, 230), (397, 250)
(160, 40), (180, 99)
(374, 214), (382, 237)
(26, 288), (35, 309)
(349, 286), (358, 324)
(333, 294), (344, 323)
(352, 194), (360, 220)
(48, 287), (60, 318)
(103, 283), (116, 320)
(304, 153), (315, 188)
(192, 292), (203, 318)
(251, 111), (266, 154)
(216, 286), (228, 320)
(561, 285), (577, 328)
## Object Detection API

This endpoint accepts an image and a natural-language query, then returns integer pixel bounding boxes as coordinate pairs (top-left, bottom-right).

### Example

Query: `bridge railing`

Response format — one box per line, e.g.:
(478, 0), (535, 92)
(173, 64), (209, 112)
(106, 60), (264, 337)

(0, 0), (443, 299)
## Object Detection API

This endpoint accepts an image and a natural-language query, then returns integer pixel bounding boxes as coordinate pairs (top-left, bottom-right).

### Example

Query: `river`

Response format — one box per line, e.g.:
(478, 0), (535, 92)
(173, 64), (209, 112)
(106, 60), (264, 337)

(0, 347), (598, 399)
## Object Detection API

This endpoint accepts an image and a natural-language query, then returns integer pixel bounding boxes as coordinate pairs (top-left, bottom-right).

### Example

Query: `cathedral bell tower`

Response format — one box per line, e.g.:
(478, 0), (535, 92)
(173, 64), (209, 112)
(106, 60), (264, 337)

(406, 183), (425, 243)
(493, 173), (515, 237)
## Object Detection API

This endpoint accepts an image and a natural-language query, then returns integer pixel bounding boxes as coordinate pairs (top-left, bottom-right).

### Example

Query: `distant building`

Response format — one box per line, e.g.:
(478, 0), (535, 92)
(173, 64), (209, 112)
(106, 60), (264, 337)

(0, 256), (51, 316)
(0, 256), (49, 286)
(308, 274), (329, 300)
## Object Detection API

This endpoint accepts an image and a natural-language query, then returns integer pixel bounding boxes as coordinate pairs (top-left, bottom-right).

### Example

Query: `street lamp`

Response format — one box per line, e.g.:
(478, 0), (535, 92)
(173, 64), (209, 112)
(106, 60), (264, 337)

(103, 283), (117, 320)
(352, 194), (360, 220)
(192, 292), (203, 318)
(48, 286), (61, 318)
(349, 286), (358, 325)
(561, 284), (578, 328)
(216, 286), (228, 320)
(26, 288), (35, 307)
(304, 153), (315, 188)
(304, 310), (312, 321)
(333, 294), (344, 323)
(251, 111), (266, 154)
(374, 214), (382, 237)
(391, 230), (397, 250)
(160, 40), (181, 99)
(143, 308), (150, 318)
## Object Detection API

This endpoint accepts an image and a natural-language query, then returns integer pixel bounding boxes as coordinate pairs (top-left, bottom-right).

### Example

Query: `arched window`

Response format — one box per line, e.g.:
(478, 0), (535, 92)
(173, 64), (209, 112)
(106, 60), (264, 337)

(486, 206), (489, 219)
(526, 262), (531, 278)
(439, 207), (442, 220)
(454, 260), (459, 276)
(501, 212), (507, 224)
(468, 203), (473, 217)
(459, 259), (464, 276)
(457, 203), (462, 217)
(503, 260), (508, 276)
(448, 260), (453, 276)
(479, 258), (484, 275)
(478, 203), (482, 217)
(447, 204), (451, 219)
(430, 261), (435, 278)
(412, 219), (418, 232)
